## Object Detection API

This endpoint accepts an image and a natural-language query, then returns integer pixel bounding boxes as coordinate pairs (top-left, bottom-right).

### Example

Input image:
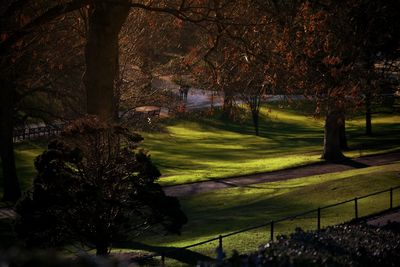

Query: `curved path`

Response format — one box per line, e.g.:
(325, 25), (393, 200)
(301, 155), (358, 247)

(164, 151), (400, 197)
(1, 151), (399, 219)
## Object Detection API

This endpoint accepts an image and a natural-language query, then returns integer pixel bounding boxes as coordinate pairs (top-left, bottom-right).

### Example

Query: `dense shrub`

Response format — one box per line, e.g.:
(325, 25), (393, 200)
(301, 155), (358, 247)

(14, 117), (187, 255)
(224, 223), (400, 267)
(0, 248), (131, 267)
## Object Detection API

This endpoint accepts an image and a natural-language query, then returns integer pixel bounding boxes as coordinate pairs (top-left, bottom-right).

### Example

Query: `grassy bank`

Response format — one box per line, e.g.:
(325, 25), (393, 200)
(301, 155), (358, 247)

(142, 108), (400, 185)
(1, 107), (399, 196)
(122, 162), (400, 264)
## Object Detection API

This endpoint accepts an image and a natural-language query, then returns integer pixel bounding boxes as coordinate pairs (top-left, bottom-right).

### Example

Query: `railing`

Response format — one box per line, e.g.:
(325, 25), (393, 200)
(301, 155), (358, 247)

(119, 108), (161, 122)
(145, 185), (400, 265)
(0, 202), (15, 220)
(12, 108), (162, 143)
(13, 123), (66, 143)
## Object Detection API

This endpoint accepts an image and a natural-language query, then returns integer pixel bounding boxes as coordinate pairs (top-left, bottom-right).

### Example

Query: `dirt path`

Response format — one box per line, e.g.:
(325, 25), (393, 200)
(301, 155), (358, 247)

(164, 151), (400, 197)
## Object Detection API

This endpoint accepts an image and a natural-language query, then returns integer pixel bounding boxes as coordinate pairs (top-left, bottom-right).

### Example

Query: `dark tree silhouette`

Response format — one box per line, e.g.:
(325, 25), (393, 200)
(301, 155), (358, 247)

(15, 117), (187, 255)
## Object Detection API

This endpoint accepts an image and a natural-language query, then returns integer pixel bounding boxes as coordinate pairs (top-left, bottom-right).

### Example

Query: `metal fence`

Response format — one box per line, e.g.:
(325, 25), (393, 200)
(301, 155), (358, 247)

(12, 108), (163, 143)
(119, 109), (161, 121)
(13, 123), (66, 143)
(148, 185), (400, 265)
(0, 202), (16, 220)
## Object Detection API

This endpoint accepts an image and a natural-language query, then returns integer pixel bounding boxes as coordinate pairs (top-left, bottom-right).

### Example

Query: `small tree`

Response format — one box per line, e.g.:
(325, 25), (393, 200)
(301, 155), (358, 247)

(15, 116), (187, 255)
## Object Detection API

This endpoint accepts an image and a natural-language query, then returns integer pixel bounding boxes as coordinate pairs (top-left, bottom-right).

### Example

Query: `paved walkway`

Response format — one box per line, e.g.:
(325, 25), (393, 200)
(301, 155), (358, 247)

(164, 151), (400, 197)
(153, 75), (289, 112)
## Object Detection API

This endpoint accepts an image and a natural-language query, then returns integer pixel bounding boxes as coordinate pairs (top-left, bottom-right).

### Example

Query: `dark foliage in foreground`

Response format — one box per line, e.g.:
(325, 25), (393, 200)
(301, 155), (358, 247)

(0, 249), (132, 267)
(224, 222), (400, 267)
(14, 117), (187, 255)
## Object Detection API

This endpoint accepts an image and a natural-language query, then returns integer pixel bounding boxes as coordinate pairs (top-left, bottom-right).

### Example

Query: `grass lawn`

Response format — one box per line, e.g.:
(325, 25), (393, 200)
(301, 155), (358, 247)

(142, 107), (400, 186)
(0, 142), (45, 197)
(121, 162), (400, 265)
(0, 105), (399, 265)
(1, 106), (399, 197)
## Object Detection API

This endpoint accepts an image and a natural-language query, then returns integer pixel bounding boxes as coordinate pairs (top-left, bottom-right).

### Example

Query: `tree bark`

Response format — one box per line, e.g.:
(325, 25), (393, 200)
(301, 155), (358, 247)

(365, 92), (372, 135)
(222, 90), (234, 119)
(84, 0), (130, 122)
(322, 108), (345, 161)
(96, 241), (109, 256)
(249, 95), (261, 136)
(0, 80), (21, 202)
(339, 113), (348, 150)
(251, 110), (259, 136)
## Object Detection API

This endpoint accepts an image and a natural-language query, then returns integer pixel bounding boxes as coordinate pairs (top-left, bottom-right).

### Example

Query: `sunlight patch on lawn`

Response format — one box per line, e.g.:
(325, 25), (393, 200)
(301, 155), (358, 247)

(136, 163), (400, 252)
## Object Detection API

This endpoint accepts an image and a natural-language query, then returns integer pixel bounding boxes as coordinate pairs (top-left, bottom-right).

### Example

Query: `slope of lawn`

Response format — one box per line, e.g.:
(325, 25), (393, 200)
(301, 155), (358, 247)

(124, 162), (400, 264)
(1, 106), (399, 196)
(142, 107), (400, 186)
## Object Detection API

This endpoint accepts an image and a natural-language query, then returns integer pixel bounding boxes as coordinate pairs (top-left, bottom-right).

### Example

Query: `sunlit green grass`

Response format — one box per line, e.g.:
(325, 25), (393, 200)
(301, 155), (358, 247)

(142, 107), (400, 185)
(122, 163), (400, 263)
(1, 107), (399, 196)
(0, 142), (44, 197)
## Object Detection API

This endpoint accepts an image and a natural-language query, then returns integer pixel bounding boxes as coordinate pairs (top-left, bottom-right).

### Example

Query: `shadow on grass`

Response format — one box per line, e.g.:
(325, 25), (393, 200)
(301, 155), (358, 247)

(335, 158), (370, 169)
(114, 241), (214, 265)
(202, 112), (322, 140)
(147, 115), (324, 169)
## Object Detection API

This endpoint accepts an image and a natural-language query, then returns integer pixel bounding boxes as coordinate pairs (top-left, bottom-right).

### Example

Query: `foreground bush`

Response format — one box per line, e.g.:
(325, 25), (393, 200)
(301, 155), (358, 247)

(15, 117), (187, 255)
(223, 222), (400, 267)
(0, 248), (133, 267)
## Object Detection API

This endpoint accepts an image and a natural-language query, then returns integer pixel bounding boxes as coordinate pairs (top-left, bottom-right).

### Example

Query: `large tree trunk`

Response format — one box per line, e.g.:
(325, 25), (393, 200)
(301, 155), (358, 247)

(0, 0), (22, 202)
(365, 92), (372, 135)
(251, 110), (259, 136)
(0, 80), (21, 202)
(222, 90), (234, 119)
(249, 95), (261, 136)
(339, 113), (348, 150)
(322, 109), (345, 161)
(95, 241), (109, 256)
(84, 0), (130, 122)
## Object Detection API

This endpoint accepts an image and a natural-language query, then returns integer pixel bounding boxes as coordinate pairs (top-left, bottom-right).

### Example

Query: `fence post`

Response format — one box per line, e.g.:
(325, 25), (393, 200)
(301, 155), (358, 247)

(161, 253), (165, 267)
(317, 208), (321, 231)
(390, 188), (393, 210)
(354, 197), (358, 219)
(219, 235), (223, 251)
(270, 221), (274, 241)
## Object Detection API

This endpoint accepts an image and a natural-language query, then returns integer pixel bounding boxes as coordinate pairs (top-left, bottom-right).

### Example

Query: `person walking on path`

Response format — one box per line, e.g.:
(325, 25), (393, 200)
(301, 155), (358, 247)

(179, 85), (190, 101)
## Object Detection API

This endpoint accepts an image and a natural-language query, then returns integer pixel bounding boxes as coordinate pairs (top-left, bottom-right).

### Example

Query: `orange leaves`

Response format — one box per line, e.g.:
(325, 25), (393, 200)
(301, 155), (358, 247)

(323, 34), (334, 52)
(173, 18), (184, 29)
(323, 56), (342, 66)
(299, 2), (328, 34)
(303, 47), (317, 58)
(263, 73), (277, 87)
(19, 14), (30, 26)
(285, 51), (294, 64)
(119, 35), (129, 45)
(182, 47), (200, 66)
(12, 39), (25, 49)
(0, 33), (8, 42)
